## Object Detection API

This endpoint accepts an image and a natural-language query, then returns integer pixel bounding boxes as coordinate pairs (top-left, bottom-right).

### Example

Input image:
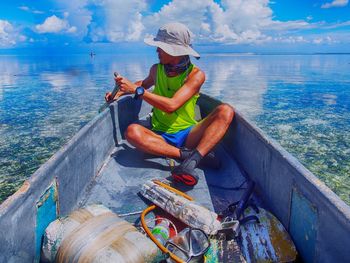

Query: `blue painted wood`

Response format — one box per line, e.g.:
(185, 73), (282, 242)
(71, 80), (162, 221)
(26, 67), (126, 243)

(35, 181), (58, 262)
(290, 187), (318, 263)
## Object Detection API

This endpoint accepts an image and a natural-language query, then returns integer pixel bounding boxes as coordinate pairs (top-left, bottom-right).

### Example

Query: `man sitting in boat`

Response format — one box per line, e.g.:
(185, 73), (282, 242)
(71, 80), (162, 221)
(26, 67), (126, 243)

(105, 22), (234, 186)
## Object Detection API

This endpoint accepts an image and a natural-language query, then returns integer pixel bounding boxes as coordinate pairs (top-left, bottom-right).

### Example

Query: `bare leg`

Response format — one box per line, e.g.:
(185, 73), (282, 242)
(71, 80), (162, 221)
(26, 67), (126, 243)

(185, 103), (234, 156)
(125, 123), (181, 159)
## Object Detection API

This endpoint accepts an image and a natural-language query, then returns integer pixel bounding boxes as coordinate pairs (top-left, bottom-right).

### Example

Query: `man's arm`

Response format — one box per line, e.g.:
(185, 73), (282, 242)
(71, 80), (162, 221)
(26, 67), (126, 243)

(117, 67), (205, 113)
(105, 65), (156, 102)
(143, 68), (204, 113)
(134, 64), (156, 89)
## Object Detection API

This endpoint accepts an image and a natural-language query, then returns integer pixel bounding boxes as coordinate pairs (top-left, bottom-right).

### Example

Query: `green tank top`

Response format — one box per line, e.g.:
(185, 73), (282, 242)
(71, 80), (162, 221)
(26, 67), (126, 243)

(151, 63), (199, 133)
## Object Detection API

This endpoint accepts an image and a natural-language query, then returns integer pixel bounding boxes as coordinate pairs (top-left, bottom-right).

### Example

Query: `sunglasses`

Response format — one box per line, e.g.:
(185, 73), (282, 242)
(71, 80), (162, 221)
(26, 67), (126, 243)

(165, 228), (210, 262)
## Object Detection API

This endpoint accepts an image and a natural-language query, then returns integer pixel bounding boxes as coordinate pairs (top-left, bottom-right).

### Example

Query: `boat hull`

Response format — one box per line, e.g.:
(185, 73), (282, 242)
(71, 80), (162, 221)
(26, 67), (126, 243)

(0, 94), (349, 262)
(199, 94), (350, 263)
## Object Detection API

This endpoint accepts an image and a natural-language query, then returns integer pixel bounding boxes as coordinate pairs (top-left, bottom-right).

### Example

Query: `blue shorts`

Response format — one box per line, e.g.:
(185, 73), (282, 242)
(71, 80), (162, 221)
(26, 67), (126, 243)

(155, 126), (194, 148)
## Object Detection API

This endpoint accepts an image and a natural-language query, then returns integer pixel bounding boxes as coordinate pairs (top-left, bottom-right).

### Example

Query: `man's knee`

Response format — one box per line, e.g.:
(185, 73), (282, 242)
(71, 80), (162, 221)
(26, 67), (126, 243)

(125, 124), (142, 142)
(216, 103), (235, 122)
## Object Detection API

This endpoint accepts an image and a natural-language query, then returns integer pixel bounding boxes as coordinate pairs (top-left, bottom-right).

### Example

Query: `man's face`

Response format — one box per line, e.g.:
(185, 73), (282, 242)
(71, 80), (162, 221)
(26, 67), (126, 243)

(157, 47), (175, 64)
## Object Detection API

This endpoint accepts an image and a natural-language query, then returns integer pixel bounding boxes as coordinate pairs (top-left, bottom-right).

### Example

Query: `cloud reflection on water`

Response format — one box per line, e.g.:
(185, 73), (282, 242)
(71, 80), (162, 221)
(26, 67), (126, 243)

(0, 54), (350, 205)
(200, 56), (267, 119)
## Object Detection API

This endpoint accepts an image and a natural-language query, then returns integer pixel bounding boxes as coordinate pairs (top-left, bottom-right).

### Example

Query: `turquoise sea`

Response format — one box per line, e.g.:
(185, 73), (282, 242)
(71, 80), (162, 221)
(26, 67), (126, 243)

(0, 53), (349, 205)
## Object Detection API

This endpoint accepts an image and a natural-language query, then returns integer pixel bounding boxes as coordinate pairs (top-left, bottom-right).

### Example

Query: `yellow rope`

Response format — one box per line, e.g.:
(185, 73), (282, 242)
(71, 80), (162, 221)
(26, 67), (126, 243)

(153, 180), (193, 201)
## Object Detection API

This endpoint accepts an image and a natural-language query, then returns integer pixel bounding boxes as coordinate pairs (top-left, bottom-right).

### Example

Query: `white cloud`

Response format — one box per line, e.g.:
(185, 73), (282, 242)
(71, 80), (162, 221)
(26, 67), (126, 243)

(140, 0), (323, 45)
(86, 0), (147, 42)
(19, 6), (30, 11)
(18, 5), (44, 14)
(0, 20), (16, 46)
(51, 0), (92, 39)
(140, 0), (349, 45)
(0, 20), (26, 47)
(35, 15), (76, 34)
(313, 36), (336, 44)
(273, 36), (308, 43)
(33, 10), (45, 14)
(67, 26), (77, 33)
(9, 0), (350, 47)
(323, 20), (350, 29)
(321, 0), (348, 8)
(85, 0), (284, 44)
(143, 0), (275, 44)
(263, 20), (313, 31)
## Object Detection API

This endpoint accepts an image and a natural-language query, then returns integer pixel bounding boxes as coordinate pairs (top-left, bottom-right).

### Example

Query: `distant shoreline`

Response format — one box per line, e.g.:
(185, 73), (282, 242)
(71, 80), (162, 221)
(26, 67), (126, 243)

(0, 52), (350, 57)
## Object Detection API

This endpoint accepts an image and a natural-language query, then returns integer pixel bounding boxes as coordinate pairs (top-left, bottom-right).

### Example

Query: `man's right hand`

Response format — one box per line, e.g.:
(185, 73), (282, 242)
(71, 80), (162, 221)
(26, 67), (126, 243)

(105, 92), (113, 102)
(105, 90), (128, 102)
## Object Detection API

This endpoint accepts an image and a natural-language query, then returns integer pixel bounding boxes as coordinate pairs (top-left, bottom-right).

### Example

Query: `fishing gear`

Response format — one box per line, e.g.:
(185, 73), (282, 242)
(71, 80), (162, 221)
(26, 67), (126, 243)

(141, 180), (222, 235)
(141, 179), (263, 262)
(165, 227), (210, 263)
(218, 180), (259, 240)
(141, 180), (210, 263)
(141, 181), (195, 263)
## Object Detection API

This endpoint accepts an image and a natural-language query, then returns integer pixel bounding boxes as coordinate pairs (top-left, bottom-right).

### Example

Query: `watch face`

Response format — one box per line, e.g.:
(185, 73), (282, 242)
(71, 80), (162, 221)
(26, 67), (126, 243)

(136, 87), (144, 96)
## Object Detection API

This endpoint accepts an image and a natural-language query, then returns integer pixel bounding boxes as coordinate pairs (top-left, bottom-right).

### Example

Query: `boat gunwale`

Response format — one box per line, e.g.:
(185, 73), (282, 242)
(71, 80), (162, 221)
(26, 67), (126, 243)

(239, 108), (350, 214)
(200, 93), (350, 221)
(0, 105), (115, 216)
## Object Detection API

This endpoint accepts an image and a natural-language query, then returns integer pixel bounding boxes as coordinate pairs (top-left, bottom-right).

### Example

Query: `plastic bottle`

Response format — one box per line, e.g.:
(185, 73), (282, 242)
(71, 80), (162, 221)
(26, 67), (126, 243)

(151, 219), (170, 245)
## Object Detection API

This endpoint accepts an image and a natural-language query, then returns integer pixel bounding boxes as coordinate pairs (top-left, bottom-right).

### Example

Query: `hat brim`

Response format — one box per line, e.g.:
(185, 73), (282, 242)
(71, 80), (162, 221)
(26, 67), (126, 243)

(144, 37), (200, 59)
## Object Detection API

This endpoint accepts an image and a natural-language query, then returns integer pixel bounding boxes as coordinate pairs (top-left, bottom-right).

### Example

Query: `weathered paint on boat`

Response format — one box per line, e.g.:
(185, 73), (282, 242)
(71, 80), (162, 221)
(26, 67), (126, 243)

(0, 94), (349, 262)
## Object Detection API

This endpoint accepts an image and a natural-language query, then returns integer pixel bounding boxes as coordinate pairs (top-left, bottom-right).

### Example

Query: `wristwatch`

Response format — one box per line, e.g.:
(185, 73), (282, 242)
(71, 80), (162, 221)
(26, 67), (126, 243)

(134, 86), (145, 99)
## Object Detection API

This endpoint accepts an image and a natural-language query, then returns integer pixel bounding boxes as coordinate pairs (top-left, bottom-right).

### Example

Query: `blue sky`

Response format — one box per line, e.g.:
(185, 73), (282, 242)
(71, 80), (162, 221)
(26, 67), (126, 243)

(0, 0), (349, 53)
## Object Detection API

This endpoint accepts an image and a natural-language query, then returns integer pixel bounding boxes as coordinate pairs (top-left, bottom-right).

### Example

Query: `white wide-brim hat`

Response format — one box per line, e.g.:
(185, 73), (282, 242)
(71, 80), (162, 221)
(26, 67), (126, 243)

(144, 22), (200, 59)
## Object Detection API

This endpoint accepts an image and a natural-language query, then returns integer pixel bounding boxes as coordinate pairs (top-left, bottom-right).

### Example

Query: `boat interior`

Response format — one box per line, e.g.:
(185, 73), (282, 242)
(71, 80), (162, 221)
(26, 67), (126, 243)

(2, 93), (348, 263)
(77, 106), (255, 224)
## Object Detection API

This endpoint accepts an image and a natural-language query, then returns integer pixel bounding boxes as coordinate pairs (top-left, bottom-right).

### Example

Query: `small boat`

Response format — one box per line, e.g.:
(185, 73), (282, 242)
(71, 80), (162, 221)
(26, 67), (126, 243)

(0, 94), (349, 262)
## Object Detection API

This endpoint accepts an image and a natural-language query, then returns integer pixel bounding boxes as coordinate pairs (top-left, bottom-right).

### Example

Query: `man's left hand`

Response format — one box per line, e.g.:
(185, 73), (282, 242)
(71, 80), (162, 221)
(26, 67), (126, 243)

(115, 75), (137, 94)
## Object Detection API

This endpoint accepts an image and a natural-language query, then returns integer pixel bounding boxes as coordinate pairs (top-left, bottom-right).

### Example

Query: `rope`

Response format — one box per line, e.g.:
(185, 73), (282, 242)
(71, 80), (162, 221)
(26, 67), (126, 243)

(141, 181), (194, 263)
(153, 180), (194, 201)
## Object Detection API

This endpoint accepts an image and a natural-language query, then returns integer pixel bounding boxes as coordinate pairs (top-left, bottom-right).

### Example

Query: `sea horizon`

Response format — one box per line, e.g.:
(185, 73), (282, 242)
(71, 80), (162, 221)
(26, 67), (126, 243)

(1, 50), (350, 56)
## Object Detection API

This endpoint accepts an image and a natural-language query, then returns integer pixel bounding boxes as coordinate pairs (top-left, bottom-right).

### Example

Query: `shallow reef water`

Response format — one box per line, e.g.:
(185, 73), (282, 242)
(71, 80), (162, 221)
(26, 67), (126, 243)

(0, 53), (349, 205)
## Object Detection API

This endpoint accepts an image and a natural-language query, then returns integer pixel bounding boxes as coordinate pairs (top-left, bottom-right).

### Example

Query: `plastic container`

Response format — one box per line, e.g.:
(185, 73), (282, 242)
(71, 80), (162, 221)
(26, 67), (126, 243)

(151, 219), (170, 245)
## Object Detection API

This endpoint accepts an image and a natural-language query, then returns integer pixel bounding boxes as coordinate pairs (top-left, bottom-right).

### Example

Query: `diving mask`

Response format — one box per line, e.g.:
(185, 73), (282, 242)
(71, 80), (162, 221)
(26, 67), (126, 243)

(165, 227), (210, 263)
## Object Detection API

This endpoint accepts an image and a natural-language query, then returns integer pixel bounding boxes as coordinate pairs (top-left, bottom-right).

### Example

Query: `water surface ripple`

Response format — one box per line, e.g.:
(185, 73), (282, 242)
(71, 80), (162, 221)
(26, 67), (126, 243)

(0, 54), (349, 205)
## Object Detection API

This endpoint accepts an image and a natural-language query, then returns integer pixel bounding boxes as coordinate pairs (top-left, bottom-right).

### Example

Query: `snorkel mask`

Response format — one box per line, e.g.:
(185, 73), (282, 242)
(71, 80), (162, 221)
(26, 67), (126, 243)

(165, 227), (210, 263)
